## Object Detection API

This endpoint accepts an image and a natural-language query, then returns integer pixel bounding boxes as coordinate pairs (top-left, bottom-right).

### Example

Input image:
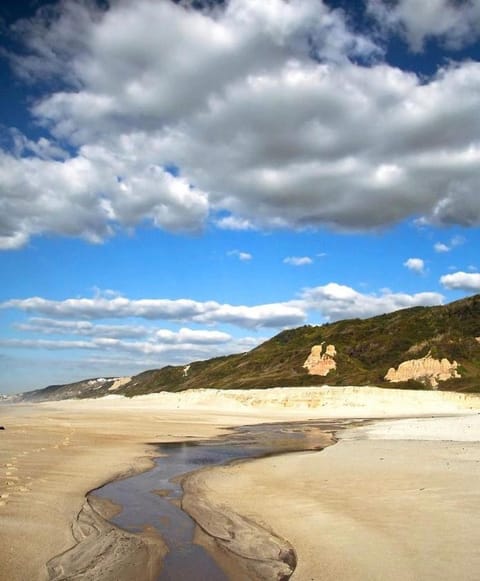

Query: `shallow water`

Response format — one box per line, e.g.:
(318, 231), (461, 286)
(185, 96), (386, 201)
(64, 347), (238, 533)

(93, 420), (350, 580)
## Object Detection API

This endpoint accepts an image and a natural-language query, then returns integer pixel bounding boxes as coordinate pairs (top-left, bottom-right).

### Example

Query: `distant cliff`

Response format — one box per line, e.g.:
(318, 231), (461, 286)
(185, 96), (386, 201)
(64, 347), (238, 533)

(20, 294), (480, 401)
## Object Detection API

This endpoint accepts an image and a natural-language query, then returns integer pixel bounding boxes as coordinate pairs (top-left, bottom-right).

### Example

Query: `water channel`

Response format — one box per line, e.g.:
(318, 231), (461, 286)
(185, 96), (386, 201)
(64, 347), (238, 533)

(93, 420), (354, 580)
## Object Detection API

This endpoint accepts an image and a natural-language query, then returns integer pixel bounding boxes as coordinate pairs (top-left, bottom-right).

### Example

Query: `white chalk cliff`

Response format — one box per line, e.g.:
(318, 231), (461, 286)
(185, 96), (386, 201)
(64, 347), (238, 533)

(385, 351), (460, 388)
(303, 344), (337, 376)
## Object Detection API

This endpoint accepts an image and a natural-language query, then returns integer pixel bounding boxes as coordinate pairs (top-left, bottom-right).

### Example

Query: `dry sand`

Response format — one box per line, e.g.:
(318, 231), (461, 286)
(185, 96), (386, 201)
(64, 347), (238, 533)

(1, 387), (479, 581)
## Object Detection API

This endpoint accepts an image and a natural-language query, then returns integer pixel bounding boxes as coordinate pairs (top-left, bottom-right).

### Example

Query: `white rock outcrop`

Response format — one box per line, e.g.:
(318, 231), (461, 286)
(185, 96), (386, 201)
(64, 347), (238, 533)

(303, 344), (337, 376)
(108, 377), (132, 391)
(385, 351), (460, 389)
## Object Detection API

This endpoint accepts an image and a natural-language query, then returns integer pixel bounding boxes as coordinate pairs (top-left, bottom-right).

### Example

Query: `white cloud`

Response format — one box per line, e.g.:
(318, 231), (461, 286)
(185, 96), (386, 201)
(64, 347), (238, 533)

(404, 257), (425, 274)
(1, 295), (306, 329)
(283, 256), (313, 266)
(433, 235), (465, 253)
(300, 282), (443, 321)
(228, 249), (253, 261)
(367, 0), (480, 52)
(2, 281), (446, 335)
(15, 318), (148, 339)
(1, 0), (479, 248)
(14, 318), (233, 344)
(155, 328), (232, 345)
(434, 242), (450, 253)
(440, 271), (480, 291)
(0, 332), (266, 364)
(216, 216), (255, 231)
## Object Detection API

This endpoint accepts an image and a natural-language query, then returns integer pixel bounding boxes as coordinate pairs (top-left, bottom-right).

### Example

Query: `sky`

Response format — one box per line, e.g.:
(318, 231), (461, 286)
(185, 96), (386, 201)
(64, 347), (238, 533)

(1, 0), (480, 394)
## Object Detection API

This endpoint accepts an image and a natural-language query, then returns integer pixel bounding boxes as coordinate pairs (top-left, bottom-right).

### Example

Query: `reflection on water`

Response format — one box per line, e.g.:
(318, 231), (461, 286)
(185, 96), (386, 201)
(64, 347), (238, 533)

(93, 420), (351, 580)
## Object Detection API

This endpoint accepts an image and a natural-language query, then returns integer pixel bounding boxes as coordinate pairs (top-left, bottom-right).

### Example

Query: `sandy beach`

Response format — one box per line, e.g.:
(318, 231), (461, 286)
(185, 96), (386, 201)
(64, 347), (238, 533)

(196, 415), (480, 580)
(1, 387), (479, 580)
(0, 398), (265, 581)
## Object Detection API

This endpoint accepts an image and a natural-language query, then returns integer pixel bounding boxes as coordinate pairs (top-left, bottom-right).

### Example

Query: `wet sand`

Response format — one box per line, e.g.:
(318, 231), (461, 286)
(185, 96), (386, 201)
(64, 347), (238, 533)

(1, 388), (479, 580)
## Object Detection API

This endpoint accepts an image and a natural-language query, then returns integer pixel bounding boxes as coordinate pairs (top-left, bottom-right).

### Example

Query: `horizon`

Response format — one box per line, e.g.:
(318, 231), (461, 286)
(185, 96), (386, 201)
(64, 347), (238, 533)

(1, 0), (480, 393)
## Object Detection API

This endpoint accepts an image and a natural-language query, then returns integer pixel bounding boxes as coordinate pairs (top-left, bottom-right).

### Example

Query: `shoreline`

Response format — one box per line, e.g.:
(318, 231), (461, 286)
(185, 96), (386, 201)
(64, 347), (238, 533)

(1, 387), (479, 580)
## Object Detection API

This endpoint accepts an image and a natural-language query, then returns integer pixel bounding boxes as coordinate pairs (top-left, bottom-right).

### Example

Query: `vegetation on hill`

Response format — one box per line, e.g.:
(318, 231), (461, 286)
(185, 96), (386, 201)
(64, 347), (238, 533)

(21, 294), (480, 401)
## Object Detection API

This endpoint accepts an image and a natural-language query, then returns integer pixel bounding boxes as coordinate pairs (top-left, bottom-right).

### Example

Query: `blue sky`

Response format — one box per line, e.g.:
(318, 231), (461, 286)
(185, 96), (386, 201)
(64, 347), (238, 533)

(1, 0), (480, 393)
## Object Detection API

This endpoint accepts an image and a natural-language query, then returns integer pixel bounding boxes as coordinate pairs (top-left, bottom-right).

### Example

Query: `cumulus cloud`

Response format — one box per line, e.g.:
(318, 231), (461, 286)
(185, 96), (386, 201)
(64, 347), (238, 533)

(0, 149), (209, 249)
(403, 257), (425, 274)
(300, 282), (443, 321)
(1, 0), (480, 248)
(440, 271), (480, 291)
(283, 256), (313, 266)
(434, 242), (450, 253)
(367, 0), (480, 52)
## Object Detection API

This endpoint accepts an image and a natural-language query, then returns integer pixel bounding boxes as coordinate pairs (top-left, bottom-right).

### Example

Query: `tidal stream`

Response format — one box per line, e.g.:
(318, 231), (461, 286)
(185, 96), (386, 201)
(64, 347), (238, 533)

(92, 420), (354, 580)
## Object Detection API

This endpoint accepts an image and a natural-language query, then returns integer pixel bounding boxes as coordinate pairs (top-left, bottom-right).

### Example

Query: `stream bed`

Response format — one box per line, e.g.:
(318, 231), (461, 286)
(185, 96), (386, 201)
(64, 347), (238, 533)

(92, 419), (353, 580)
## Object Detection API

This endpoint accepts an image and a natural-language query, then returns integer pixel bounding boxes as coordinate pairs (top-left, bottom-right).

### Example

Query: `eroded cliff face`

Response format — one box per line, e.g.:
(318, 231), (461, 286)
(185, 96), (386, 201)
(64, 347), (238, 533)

(303, 344), (337, 376)
(385, 351), (460, 389)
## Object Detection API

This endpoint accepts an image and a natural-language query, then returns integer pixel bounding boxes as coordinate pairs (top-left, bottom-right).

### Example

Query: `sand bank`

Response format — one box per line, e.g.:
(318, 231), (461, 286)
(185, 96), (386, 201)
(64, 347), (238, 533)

(194, 413), (480, 580)
(108, 385), (480, 417)
(1, 386), (479, 580)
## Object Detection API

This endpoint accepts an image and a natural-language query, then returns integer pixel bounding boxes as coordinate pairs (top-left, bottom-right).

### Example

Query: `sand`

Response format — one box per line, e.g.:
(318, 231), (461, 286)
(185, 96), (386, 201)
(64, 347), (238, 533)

(195, 414), (480, 581)
(1, 387), (479, 580)
(0, 399), (261, 581)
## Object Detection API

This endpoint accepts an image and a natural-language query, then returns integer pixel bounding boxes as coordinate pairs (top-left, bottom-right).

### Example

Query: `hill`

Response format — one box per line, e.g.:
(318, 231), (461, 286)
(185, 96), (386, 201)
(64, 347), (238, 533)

(20, 294), (480, 401)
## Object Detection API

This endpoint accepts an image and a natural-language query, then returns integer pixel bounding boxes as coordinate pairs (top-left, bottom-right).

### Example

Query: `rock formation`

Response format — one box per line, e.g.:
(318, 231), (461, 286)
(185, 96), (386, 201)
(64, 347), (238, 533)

(303, 344), (337, 376)
(385, 351), (460, 389)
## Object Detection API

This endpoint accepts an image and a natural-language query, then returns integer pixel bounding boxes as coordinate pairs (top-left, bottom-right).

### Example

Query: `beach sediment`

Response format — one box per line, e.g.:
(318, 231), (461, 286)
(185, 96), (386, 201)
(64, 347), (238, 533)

(1, 388), (479, 580)
(194, 414), (480, 581)
(47, 494), (166, 581)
